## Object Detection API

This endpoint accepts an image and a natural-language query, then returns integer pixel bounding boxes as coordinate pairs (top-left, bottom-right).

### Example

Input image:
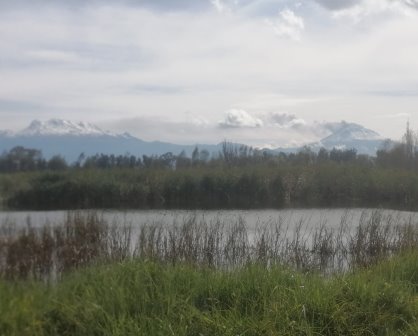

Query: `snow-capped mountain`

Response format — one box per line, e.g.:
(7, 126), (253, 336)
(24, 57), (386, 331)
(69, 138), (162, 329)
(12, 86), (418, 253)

(17, 119), (116, 137)
(320, 121), (382, 143)
(313, 121), (384, 155)
(0, 119), (221, 161)
(0, 119), (387, 161)
(272, 121), (386, 156)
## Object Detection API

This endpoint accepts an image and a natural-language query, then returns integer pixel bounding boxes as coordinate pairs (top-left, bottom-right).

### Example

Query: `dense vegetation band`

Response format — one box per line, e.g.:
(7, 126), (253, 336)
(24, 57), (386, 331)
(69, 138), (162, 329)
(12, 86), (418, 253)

(2, 125), (418, 210)
(2, 162), (418, 210)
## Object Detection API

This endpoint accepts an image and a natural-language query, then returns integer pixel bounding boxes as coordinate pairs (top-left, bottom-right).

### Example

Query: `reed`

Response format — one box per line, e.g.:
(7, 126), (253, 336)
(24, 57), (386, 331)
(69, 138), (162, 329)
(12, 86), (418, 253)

(0, 210), (417, 280)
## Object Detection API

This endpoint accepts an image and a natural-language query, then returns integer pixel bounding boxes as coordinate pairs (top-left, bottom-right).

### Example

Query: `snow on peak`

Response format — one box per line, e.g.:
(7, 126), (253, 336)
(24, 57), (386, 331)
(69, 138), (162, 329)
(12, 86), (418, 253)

(19, 119), (115, 137)
(322, 121), (382, 143)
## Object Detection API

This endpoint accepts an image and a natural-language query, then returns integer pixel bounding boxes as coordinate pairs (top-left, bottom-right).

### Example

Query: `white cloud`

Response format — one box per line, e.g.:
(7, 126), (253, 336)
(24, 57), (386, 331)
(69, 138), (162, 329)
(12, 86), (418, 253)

(268, 112), (306, 128)
(331, 0), (415, 22)
(1, 0), (418, 143)
(377, 112), (411, 119)
(267, 9), (305, 41)
(27, 49), (82, 64)
(210, 0), (226, 13)
(400, 0), (418, 9)
(185, 112), (210, 127)
(219, 109), (263, 128)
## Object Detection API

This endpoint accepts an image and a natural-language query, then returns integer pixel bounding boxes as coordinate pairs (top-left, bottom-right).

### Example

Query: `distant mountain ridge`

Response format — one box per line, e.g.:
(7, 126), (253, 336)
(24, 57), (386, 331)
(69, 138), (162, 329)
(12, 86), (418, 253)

(0, 119), (223, 161)
(20, 119), (112, 137)
(271, 121), (385, 156)
(7, 119), (120, 137)
(321, 121), (382, 142)
(0, 119), (387, 161)
(310, 121), (384, 155)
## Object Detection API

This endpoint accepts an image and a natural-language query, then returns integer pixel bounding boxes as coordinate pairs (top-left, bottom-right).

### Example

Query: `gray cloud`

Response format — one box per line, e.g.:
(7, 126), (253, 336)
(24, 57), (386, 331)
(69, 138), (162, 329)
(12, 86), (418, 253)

(268, 112), (306, 128)
(0, 0), (417, 144)
(314, 0), (418, 11)
(0, 0), (414, 14)
(133, 85), (184, 95)
(400, 0), (418, 9)
(219, 109), (263, 128)
(127, 0), (209, 11)
(267, 9), (305, 41)
(0, 0), (210, 11)
(0, 37), (155, 72)
(314, 0), (359, 10)
(0, 99), (42, 112)
(366, 89), (418, 97)
(100, 116), (215, 144)
(377, 112), (411, 119)
(0, 0), (347, 14)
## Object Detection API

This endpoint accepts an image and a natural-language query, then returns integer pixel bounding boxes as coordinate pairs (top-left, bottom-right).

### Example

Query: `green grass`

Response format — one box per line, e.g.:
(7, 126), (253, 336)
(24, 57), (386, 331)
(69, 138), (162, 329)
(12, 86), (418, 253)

(0, 252), (417, 336)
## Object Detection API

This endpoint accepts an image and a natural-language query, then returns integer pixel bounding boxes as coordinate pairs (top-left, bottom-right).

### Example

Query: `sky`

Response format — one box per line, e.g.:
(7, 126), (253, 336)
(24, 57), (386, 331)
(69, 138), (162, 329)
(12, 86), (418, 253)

(1, 0), (418, 148)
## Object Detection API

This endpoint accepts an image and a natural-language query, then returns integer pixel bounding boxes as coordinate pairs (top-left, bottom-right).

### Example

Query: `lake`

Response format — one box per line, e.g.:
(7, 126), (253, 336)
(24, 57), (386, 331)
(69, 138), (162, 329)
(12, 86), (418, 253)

(1, 208), (416, 231)
(1, 208), (417, 275)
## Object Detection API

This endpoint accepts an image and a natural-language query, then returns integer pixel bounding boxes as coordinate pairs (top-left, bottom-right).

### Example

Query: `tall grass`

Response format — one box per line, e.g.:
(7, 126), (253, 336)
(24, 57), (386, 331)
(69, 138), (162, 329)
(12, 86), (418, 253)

(1, 211), (417, 280)
(0, 253), (417, 335)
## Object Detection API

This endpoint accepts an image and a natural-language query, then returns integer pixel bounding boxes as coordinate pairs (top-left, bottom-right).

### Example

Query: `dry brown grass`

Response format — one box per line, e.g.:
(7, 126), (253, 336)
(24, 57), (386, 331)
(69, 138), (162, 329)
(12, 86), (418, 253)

(0, 210), (417, 280)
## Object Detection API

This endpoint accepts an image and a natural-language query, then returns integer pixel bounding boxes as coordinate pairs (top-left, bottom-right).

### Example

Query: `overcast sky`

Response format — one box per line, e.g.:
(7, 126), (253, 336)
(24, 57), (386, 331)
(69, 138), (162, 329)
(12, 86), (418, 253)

(1, 0), (418, 147)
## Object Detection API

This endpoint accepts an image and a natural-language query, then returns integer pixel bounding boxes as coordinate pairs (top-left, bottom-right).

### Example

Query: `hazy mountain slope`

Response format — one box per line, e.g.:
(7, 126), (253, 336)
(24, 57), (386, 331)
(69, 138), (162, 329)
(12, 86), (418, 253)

(0, 119), (222, 161)
(271, 121), (385, 156)
(0, 119), (387, 161)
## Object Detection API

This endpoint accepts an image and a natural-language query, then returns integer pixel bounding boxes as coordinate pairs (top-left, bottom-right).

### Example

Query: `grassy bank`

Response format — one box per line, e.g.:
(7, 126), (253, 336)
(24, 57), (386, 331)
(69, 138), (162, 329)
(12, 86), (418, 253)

(0, 253), (417, 336)
(1, 212), (417, 335)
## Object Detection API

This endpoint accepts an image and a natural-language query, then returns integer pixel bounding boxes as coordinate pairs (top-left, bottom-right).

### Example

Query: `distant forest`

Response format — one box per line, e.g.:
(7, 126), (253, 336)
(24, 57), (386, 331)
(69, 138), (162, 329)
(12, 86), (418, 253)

(1, 124), (418, 210)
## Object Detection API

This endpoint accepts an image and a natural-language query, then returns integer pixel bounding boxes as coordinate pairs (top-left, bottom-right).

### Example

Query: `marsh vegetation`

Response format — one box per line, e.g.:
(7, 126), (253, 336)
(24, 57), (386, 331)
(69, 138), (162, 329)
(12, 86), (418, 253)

(1, 210), (417, 281)
(1, 126), (418, 335)
(3, 134), (418, 211)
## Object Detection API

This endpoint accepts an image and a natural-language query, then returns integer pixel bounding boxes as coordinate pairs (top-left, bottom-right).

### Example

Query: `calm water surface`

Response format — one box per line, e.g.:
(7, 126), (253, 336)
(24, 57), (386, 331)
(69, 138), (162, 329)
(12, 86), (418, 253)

(0, 208), (417, 231)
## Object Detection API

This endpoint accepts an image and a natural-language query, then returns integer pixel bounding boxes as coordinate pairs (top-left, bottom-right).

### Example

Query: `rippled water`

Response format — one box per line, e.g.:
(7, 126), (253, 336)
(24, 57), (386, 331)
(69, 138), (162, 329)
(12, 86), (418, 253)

(1, 208), (417, 277)
(0, 208), (417, 230)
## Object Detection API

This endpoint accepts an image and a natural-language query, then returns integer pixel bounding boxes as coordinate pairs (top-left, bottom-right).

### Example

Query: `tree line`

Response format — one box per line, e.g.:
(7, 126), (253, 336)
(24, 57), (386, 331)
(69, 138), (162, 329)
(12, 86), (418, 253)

(2, 124), (418, 210)
(0, 144), (380, 173)
(1, 122), (418, 173)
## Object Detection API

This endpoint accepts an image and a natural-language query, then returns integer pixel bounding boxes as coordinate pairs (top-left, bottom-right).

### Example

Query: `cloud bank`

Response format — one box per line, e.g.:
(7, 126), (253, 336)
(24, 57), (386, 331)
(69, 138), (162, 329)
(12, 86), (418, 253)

(1, 0), (418, 144)
(219, 109), (263, 128)
(267, 9), (305, 41)
(268, 113), (306, 128)
(314, 0), (358, 10)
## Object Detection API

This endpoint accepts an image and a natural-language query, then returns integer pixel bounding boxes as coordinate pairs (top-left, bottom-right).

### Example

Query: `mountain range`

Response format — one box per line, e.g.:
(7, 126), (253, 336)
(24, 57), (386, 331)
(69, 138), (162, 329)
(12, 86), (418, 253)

(0, 119), (222, 161)
(0, 119), (387, 162)
(271, 121), (385, 156)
